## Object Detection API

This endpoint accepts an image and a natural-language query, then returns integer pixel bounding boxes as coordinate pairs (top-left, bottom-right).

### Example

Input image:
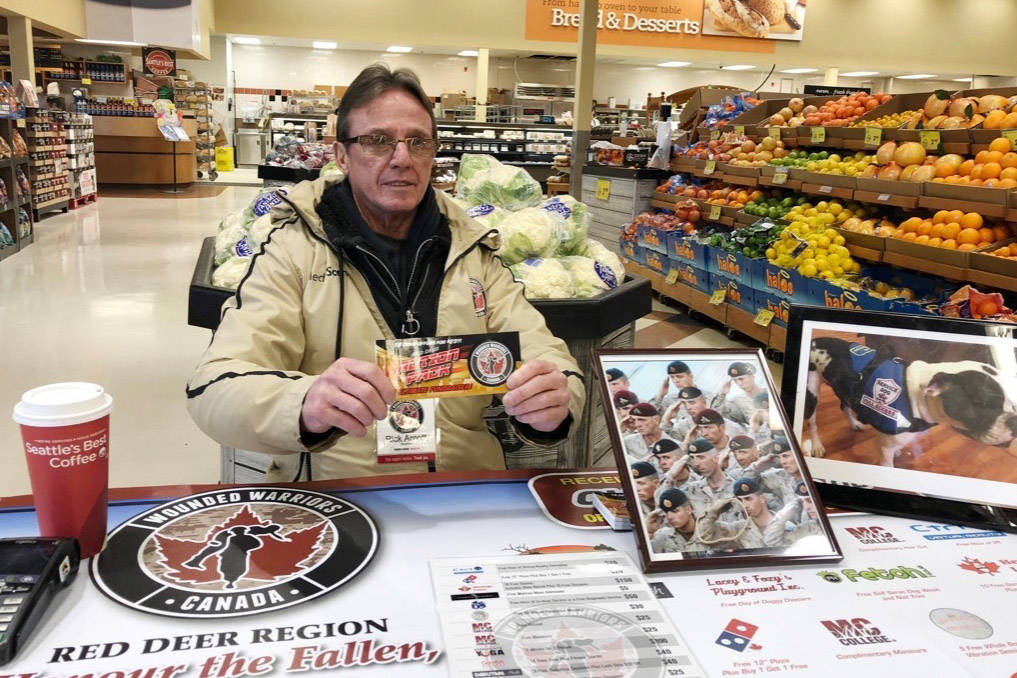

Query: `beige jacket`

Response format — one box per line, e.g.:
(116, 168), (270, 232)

(187, 175), (585, 481)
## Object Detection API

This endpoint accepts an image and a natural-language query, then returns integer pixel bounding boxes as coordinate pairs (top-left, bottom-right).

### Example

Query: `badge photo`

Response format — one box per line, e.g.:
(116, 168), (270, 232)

(594, 348), (842, 573)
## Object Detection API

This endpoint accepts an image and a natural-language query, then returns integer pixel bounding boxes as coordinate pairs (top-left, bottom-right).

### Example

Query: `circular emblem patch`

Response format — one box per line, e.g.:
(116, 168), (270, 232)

(468, 341), (514, 386)
(929, 608), (993, 640)
(389, 400), (424, 434)
(90, 487), (378, 618)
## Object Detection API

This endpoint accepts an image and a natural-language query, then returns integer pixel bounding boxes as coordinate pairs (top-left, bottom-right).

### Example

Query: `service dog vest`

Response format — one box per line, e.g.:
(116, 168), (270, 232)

(849, 343), (922, 434)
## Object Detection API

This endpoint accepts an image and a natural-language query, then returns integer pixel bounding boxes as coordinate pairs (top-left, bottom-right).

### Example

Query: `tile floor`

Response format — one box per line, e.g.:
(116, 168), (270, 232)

(0, 185), (766, 497)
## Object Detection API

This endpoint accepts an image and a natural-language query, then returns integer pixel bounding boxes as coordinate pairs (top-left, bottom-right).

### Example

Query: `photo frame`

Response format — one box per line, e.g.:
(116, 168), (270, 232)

(594, 347), (842, 573)
(782, 306), (1017, 532)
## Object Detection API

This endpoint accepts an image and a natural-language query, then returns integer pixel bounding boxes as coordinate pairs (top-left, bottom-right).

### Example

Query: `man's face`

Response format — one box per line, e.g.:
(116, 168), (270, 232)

(335, 89), (434, 220)
(756, 406), (771, 426)
(671, 372), (694, 389)
(609, 377), (629, 395)
(635, 476), (658, 501)
(802, 496), (818, 520)
(665, 503), (694, 531)
(633, 415), (660, 436)
(657, 451), (677, 472)
(733, 445), (759, 468)
(733, 374), (756, 392)
(690, 451), (718, 476)
(684, 397), (707, 416)
(617, 404), (633, 418)
(738, 492), (766, 518)
(700, 422), (725, 445)
(779, 450), (798, 475)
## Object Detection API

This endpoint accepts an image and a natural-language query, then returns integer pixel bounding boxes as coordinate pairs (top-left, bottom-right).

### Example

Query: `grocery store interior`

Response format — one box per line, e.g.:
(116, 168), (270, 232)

(2, 0), (1017, 496)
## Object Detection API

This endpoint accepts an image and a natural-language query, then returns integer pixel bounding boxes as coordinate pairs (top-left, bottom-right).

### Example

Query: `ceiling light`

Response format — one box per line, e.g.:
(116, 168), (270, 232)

(75, 39), (146, 47)
(841, 71), (879, 77)
(657, 61), (691, 68)
(779, 68), (817, 74)
(312, 41), (337, 50)
(386, 45), (413, 53)
(458, 50), (479, 57)
(721, 64), (754, 71)
(953, 76), (973, 82)
(896, 73), (936, 80)
(232, 37), (261, 45)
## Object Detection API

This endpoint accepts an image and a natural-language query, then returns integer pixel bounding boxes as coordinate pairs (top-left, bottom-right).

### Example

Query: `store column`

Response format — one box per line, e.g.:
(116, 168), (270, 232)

(823, 67), (839, 87)
(569, 0), (597, 200)
(8, 15), (35, 88)
(474, 48), (489, 123)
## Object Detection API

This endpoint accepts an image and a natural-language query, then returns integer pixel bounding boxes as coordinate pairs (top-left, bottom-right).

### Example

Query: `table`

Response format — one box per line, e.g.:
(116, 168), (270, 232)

(1, 470), (1015, 677)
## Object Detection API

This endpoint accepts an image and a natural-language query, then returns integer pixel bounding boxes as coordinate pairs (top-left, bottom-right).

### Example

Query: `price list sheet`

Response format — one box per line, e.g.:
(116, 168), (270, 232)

(431, 551), (705, 677)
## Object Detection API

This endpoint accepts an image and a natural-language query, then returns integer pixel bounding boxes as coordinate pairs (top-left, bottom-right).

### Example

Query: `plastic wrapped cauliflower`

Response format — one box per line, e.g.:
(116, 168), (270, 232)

(465, 203), (507, 228)
(540, 195), (590, 256)
(243, 188), (287, 224)
(559, 255), (620, 298)
(214, 213), (249, 265)
(509, 258), (574, 299)
(212, 256), (253, 289)
(495, 207), (565, 265)
(456, 153), (542, 211)
(580, 238), (626, 283)
(247, 213), (276, 249)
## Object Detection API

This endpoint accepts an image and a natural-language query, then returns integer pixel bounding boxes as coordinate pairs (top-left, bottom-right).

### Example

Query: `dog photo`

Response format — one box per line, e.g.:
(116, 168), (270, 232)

(595, 348), (841, 573)
(786, 310), (1017, 514)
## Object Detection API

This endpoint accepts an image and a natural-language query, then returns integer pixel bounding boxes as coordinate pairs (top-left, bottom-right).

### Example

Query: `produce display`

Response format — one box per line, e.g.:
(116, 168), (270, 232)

(893, 211), (1013, 250)
(988, 244), (1017, 261)
(699, 93), (761, 129)
(862, 138), (1017, 188)
(210, 188), (290, 288)
(677, 134), (789, 167)
(743, 191), (809, 219)
(762, 97), (806, 128)
(767, 200), (868, 277)
(708, 219), (781, 259)
(263, 135), (335, 169)
(894, 91), (1017, 131)
(457, 153), (543, 211)
(803, 91), (892, 127)
(771, 149), (876, 176)
(849, 109), (922, 128)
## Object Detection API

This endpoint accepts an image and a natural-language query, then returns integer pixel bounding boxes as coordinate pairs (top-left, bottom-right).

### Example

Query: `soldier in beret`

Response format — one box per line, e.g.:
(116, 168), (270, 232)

(688, 408), (742, 472)
(613, 389), (639, 434)
(630, 461), (660, 516)
(698, 476), (795, 550)
(648, 488), (710, 554)
(726, 434), (776, 477)
(760, 435), (803, 507)
(680, 437), (737, 519)
(650, 360), (697, 415)
(749, 391), (774, 445)
(623, 402), (677, 462)
(649, 438), (691, 495)
(665, 388), (745, 443)
(605, 368), (631, 397)
(770, 480), (824, 546)
(712, 360), (761, 427)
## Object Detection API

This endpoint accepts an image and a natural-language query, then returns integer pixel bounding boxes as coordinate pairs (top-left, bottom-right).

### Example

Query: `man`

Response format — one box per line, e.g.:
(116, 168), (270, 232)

(697, 477), (795, 549)
(712, 361), (760, 426)
(681, 438), (736, 519)
(623, 403), (676, 462)
(613, 389), (639, 434)
(631, 461), (659, 517)
(665, 388), (745, 442)
(726, 434), (777, 478)
(689, 408), (741, 471)
(648, 488), (710, 555)
(606, 368), (630, 397)
(649, 360), (695, 414)
(760, 435), (803, 507)
(748, 391), (773, 445)
(187, 65), (584, 481)
(770, 481), (824, 546)
(649, 438), (691, 493)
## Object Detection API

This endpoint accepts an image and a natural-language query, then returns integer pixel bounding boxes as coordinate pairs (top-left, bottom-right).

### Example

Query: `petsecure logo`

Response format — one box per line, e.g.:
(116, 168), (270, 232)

(910, 523), (1007, 541)
(845, 526), (903, 545)
(816, 565), (933, 584)
(821, 618), (894, 646)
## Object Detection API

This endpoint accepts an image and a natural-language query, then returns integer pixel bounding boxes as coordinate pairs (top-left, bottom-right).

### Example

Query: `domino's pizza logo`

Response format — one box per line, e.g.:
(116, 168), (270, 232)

(716, 619), (760, 652)
(91, 488), (378, 618)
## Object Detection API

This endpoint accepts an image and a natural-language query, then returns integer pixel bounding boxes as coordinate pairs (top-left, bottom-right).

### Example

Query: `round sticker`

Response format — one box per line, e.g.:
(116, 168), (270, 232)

(929, 608), (993, 640)
(468, 341), (514, 386)
(388, 400), (424, 434)
(594, 261), (619, 289)
(91, 487), (378, 618)
(467, 204), (496, 218)
(233, 235), (253, 258)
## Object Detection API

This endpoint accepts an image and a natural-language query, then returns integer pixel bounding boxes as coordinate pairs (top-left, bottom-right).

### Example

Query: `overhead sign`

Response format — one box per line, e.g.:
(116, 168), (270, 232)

(804, 85), (872, 96)
(143, 47), (177, 77)
(525, 0), (802, 51)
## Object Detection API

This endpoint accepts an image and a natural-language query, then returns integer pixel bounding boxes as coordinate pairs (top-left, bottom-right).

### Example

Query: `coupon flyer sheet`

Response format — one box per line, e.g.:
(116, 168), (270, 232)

(430, 550), (705, 677)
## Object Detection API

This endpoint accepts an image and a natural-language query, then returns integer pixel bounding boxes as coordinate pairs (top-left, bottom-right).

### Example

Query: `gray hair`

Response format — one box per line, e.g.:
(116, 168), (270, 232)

(337, 63), (436, 140)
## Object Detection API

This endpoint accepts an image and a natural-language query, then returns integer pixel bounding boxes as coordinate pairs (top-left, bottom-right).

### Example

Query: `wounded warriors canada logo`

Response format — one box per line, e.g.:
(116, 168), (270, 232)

(90, 488), (378, 618)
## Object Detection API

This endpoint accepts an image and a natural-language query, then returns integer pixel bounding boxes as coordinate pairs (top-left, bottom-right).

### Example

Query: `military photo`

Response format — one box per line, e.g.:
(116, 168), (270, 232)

(597, 350), (842, 569)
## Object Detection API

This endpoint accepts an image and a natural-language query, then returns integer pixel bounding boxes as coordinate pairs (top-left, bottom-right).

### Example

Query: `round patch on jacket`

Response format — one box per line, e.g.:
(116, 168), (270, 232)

(468, 340), (514, 386)
(469, 277), (488, 317)
(389, 399), (424, 433)
(91, 487), (378, 618)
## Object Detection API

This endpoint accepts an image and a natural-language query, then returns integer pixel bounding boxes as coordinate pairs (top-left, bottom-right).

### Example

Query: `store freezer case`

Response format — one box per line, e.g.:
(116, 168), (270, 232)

(189, 236), (652, 474)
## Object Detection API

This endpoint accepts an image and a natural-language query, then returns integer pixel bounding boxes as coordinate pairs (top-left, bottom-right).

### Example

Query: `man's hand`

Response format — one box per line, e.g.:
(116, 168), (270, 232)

(656, 376), (670, 400)
(503, 360), (570, 432)
(647, 509), (664, 535)
(662, 401), (681, 425)
(300, 357), (397, 437)
(683, 424), (699, 445)
(719, 378), (732, 396)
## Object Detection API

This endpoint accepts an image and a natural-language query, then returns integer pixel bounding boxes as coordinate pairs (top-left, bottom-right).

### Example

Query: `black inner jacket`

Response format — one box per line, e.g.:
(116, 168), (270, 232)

(316, 179), (451, 338)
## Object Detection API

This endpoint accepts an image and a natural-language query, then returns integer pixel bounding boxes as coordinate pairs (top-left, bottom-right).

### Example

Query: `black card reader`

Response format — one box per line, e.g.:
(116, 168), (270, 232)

(0, 538), (79, 665)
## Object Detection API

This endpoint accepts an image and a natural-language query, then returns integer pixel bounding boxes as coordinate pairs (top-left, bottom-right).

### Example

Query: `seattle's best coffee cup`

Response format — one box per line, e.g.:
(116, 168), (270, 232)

(13, 383), (113, 558)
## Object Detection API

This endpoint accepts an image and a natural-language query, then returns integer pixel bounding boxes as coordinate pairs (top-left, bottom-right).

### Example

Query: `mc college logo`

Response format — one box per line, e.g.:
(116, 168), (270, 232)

(91, 488), (378, 618)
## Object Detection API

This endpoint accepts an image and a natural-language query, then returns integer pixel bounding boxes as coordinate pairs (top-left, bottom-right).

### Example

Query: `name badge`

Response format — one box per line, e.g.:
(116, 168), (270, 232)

(377, 399), (438, 464)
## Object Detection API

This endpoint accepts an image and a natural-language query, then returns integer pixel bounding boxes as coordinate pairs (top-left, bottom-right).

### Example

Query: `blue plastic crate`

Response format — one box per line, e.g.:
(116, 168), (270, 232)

(753, 289), (792, 328)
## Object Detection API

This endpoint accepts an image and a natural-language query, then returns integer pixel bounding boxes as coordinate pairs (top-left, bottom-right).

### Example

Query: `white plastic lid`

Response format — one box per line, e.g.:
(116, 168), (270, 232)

(12, 382), (114, 427)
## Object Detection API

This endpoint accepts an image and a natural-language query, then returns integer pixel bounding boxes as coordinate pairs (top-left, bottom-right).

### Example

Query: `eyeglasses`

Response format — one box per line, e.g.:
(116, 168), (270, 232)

(342, 134), (438, 158)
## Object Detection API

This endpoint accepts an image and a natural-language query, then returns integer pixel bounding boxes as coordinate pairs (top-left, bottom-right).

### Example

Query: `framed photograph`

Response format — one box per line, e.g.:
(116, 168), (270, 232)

(782, 307), (1017, 532)
(594, 348), (842, 573)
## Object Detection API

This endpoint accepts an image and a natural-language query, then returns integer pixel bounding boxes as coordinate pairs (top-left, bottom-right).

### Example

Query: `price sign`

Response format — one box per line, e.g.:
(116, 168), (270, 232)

(709, 204), (722, 221)
(753, 309), (775, 326)
(595, 179), (611, 201)
(709, 289), (727, 305)
(877, 193), (891, 202)
(710, 130), (720, 141)
(810, 126), (826, 144)
(772, 167), (789, 185)
(81, 77), (92, 85)
(920, 130), (941, 151)
(864, 127), (882, 146)
(703, 160), (717, 175)
(665, 268), (679, 285)
(769, 127), (781, 141)
(734, 125), (745, 135)
(1001, 130), (1017, 145)
(818, 185), (833, 194)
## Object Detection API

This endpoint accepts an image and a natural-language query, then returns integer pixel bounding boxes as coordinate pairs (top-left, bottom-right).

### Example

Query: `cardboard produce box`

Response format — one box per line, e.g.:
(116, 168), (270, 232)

(921, 181), (1013, 218)
(710, 273), (756, 313)
(679, 86), (744, 127)
(721, 97), (791, 136)
(754, 289), (791, 328)
(883, 236), (972, 271)
(668, 234), (708, 268)
(839, 92), (928, 148)
(955, 87), (1017, 149)
(440, 92), (467, 109)
(672, 262), (711, 294)
(854, 176), (922, 209)
(754, 259), (811, 303)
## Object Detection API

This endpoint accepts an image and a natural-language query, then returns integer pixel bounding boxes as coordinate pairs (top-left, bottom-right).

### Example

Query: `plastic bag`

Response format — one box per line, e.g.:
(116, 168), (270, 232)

(509, 257), (574, 299)
(243, 188), (287, 224)
(212, 256), (253, 289)
(579, 238), (626, 283)
(495, 207), (565, 265)
(247, 213), (275, 249)
(214, 216), (249, 266)
(539, 195), (590, 256)
(559, 255), (619, 298)
(456, 153), (542, 211)
(465, 203), (507, 228)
